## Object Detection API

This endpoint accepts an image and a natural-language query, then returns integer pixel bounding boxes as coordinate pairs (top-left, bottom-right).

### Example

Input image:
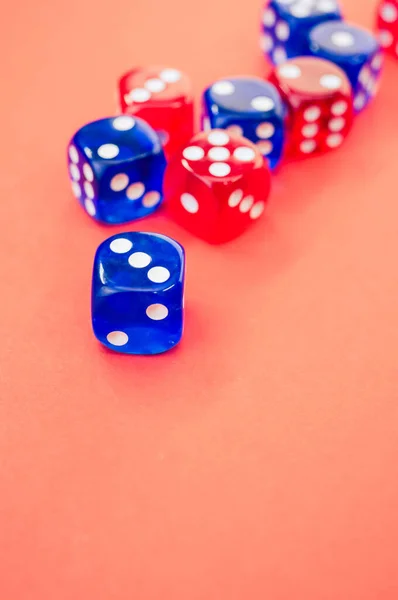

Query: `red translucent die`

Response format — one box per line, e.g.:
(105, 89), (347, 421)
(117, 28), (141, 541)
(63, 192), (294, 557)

(269, 57), (354, 158)
(376, 0), (398, 58)
(118, 66), (194, 159)
(164, 130), (271, 244)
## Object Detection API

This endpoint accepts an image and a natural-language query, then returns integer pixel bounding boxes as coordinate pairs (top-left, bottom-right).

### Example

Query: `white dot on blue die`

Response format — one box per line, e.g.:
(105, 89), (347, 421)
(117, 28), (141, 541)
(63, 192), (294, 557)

(110, 238), (133, 253)
(147, 266), (170, 283)
(98, 144), (120, 159)
(107, 331), (129, 346)
(146, 304), (169, 320)
(113, 116), (136, 131)
(251, 96), (275, 111)
(69, 145), (79, 163)
(212, 81), (235, 96)
(128, 252), (152, 268)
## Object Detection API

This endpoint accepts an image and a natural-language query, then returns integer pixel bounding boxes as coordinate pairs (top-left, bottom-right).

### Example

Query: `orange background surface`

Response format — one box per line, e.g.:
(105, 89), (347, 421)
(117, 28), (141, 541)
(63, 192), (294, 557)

(1, 0), (398, 598)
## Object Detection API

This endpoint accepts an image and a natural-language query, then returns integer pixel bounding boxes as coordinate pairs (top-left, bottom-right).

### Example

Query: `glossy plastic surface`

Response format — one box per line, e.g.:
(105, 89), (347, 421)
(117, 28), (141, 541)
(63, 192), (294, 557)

(309, 21), (382, 112)
(118, 66), (194, 158)
(376, 0), (398, 57)
(261, 0), (342, 64)
(270, 57), (354, 157)
(92, 232), (185, 355)
(68, 116), (166, 224)
(164, 130), (271, 243)
(202, 77), (285, 169)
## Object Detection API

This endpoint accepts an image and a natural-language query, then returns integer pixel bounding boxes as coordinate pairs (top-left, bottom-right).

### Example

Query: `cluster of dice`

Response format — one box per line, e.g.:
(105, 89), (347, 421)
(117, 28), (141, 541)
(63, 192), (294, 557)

(67, 0), (396, 355)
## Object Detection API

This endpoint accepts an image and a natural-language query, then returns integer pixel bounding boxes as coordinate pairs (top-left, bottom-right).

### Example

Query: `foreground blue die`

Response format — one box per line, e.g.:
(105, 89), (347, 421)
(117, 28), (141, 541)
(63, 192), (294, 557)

(68, 116), (166, 224)
(309, 22), (383, 112)
(202, 77), (285, 169)
(261, 0), (342, 64)
(92, 232), (185, 355)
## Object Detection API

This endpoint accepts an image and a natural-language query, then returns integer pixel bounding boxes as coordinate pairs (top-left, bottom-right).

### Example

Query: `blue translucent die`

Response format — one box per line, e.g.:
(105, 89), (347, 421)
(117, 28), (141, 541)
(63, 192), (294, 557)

(202, 77), (285, 169)
(92, 232), (185, 355)
(309, 22), (382, 113)
(261, 0), (342, 64)
(68, 116), (166, 224)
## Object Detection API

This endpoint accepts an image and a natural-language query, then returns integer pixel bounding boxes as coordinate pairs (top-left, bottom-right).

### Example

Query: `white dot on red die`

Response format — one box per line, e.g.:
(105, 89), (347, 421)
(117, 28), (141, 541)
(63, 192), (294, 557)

(71, 181), (81, 198)
(128, 252), (152, 268)
(256, 122), (275, 139)
(379, 29), (393, 46)
(239, 196), (254, 213)
(302, 123), (319, 137)
(256, 140), (273, 155)
(304, 106), (321, 121)
(130, 88), (151, 103)
(181, 193), (199, 213)
(84, 181), (95, 199)
(331, 31), (355, 47)
(212, 81), (235, 96)
(380, 2), (398, 22)
(126, 182), (145, 200)
(326, 133), (343, 148)
(208, 131), (230, 146)
(300, 140), (317, 154)
(250, 201), (265, 220)
(331, 100), (348, 116)
(226, 124), (244, 136)
(146, 304), (168, 321)
(208, 147), (230, 161)
(69, 145), (79, 163)
(278, 64), (302, 79)
(251, 96), (275, 111)
(112, 116), (136, 131)
(147, 267), (170, 283)
(183, 146), (205, 161)
(145, 78), (166, 93)
(160, 68), (182, 83)
(228, 189), (243, 208)
(110, 173), (129, 191)
(84, 198), (96, 216)
(263, 7), (276, 26)
(69, 164), (80, 181)
(107, 331), (129, 346)
(320, 74), (342, 90)
(328, 117), (345, 132)
(98, 144), (119, 159)
(275, 21), (290, 41)
(209, 162), (231, 177)
(142, 191), (161, 208)
(83, 163), (94, 182)
(233, 147), (256, 162)
(110, 238), (133, 253)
